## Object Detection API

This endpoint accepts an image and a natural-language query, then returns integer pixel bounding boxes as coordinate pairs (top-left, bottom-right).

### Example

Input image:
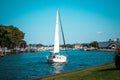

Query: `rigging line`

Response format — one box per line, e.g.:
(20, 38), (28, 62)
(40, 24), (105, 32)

(58, 11), (68, 55)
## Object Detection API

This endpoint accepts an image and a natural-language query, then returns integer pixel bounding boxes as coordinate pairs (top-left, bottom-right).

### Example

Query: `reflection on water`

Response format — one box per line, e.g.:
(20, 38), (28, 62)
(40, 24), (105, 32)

(51, 63), (65, 74)
(38, 62), (66, 74)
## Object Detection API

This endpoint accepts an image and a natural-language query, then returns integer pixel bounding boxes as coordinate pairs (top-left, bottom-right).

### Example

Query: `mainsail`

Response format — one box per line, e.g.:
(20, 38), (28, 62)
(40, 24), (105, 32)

(53, 10), (59, 53)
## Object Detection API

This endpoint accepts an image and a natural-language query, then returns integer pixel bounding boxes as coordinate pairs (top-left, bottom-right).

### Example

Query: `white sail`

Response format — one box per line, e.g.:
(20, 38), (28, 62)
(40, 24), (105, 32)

(53, 10), (59, 53)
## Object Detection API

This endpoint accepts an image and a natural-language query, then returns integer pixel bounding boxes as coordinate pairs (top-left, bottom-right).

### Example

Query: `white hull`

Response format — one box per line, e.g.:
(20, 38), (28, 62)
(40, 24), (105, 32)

(47, 55), (67, 63)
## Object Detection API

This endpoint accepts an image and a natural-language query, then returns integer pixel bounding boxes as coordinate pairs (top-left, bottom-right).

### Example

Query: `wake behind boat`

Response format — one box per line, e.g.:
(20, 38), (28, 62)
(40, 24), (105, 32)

(47, 10), (67, 63)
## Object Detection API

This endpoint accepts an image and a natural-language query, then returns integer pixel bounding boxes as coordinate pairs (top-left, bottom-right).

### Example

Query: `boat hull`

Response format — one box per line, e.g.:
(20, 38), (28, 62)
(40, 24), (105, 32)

(47, 55), (67, 63)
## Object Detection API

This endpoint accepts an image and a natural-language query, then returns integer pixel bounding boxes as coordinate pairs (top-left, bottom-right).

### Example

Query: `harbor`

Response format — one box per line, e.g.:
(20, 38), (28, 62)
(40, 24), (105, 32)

(0, 49), (114, 80)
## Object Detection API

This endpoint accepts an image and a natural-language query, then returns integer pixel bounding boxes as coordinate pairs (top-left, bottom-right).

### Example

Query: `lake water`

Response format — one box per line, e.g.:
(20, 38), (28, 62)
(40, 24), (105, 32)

(0, 49), (114, 80)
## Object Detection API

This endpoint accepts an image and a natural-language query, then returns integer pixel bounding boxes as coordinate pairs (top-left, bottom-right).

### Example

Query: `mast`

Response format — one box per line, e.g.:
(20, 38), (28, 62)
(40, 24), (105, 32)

(53, 10), (59, 53)
(58, 10), (67, 54)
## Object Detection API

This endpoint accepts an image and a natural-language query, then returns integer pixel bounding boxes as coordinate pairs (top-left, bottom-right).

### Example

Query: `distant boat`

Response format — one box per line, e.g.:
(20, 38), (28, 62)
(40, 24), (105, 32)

(84, 48), (89, 51)
(47, 10), (67, 63)
(84, 47), (96, 51)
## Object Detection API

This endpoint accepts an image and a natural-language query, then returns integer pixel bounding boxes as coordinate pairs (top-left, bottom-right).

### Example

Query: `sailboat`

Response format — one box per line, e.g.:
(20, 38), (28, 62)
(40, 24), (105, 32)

(47, 10), (67, 63)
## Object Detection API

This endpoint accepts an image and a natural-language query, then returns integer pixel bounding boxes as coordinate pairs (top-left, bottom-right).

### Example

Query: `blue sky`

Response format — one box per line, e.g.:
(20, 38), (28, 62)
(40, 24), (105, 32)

(0, 0), (120, 45)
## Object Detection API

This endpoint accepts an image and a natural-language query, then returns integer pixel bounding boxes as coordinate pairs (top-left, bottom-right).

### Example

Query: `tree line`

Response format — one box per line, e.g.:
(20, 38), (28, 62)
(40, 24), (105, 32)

(0, 24), (99, 49)
(0, 25), (26, 49)
(28, 43), (74, 48)
(28, 42), (98, 49)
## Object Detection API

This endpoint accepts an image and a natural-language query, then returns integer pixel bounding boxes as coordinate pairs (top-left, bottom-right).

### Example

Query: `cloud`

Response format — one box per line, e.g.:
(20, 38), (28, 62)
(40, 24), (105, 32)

(97, 32), (102, 34)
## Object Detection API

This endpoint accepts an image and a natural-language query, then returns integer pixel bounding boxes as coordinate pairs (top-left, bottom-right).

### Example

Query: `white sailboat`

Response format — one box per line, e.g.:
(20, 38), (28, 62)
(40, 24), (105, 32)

(47, 10), (67, 63)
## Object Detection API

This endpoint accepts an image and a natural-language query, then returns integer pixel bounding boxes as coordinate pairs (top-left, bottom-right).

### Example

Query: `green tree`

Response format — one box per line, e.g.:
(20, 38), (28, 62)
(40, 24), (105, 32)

(29, 44), (33, 48)
(0, 25), (25, 48)
(60, 44), (74, 48)
(90, 41), (98, 48)
(36, 43), (43, 48)
(19, 40), (27, 48)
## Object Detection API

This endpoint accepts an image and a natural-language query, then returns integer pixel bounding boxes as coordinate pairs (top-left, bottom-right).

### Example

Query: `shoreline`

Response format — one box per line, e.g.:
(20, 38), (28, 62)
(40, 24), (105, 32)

(30, 62), (114, 80)
(0, 48), (114, 57)
(97, 49), (115, 52)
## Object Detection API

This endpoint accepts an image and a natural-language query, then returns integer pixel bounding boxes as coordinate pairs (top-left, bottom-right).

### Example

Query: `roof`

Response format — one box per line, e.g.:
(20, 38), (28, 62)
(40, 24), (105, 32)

(98, 41), (120, 48)
(98, 42), (110, 48)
